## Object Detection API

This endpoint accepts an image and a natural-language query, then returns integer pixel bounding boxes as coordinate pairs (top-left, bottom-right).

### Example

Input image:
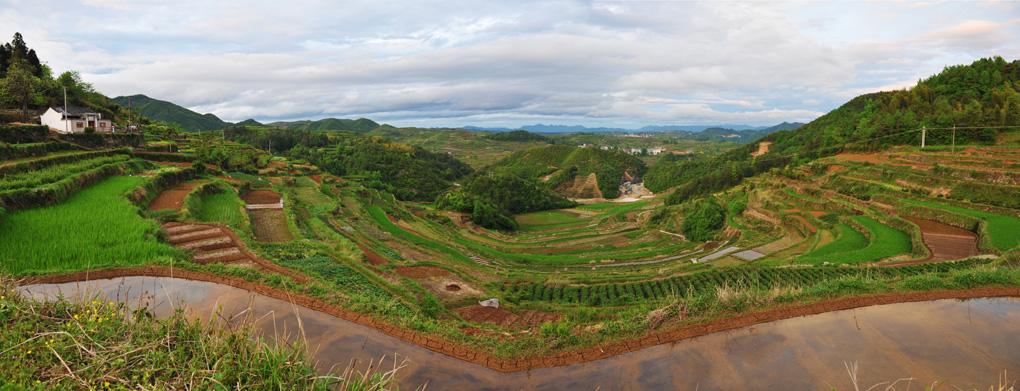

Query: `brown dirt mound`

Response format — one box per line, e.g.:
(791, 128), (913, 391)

(147, 181), (207, 211)
(556, 172), (603, 199)
(394, 266), (452, 279)
(242, 190), (282, 204)
(18, 268), (1020, 374)
(809, 211), (828, 218)
(520, 309), (563, 326)
(445, 284), (462, 292)
(827, 165), (846, 174)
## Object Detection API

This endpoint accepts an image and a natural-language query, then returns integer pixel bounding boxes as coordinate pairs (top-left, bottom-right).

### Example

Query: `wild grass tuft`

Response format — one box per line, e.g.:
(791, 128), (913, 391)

(1, 276), (415, 390)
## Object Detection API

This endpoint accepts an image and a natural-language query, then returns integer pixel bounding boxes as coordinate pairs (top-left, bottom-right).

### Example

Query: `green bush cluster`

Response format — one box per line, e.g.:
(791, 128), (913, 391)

(681, 197), (726, 242)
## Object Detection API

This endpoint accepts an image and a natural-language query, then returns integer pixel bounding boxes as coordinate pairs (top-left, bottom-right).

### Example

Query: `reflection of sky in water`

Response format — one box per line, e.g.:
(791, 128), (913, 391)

(22, 277), (1020, 391)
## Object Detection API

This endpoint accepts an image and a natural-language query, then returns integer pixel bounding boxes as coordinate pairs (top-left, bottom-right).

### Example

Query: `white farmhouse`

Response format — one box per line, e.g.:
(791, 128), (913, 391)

(40, 107), (112, 133)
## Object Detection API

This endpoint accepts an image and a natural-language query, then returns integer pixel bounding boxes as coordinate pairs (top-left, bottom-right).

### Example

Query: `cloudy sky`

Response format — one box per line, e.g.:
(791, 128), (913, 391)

(3, 1), (1019, 128)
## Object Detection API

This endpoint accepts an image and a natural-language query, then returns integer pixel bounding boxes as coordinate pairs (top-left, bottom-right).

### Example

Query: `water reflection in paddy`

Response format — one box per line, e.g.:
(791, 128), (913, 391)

(22, 277), (1020, 390)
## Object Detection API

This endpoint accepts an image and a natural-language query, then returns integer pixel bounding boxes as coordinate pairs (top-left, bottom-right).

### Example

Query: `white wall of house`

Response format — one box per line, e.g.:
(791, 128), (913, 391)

(39, 108), (112, 133)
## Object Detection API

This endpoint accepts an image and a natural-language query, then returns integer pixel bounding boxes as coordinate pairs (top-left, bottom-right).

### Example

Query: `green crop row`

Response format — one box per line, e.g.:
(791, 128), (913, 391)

(792, 216), (912, 265)
(505, 260), (989, 306)
(281, 256), (390, 299)
(0, 154), (132, 191)
(366, 206), (476, 265)
(0, 159), (148, 211)
(0, 141), (78, 161)
(0, 176), (184, 276)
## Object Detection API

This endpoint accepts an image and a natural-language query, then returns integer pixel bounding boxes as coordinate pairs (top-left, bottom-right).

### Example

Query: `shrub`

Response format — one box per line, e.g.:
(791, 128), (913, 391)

(681, 197), (726, 242)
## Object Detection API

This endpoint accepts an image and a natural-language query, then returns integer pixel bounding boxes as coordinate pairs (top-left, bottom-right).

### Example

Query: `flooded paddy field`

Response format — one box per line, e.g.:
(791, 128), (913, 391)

(22, 276), (1020, 390)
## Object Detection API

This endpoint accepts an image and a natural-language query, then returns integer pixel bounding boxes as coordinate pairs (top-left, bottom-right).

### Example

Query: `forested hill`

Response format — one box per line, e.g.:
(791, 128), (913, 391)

(221, 126), (473, 202)
(485, 145), (648, 199)
(267, 118), (380, 133)
(111, 94), (230, 132)
(749, 56), (1020, 159)
(484, 130), (551, 143)
(648, 56), (1020, 204)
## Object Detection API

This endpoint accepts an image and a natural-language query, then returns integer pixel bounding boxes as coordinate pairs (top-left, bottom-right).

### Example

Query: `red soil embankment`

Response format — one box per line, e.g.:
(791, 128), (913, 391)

(357, 243), (389, 265)
(242, 190), (282, 204)
(147, 181), (207, 211)
(19, 268), (1020, 373)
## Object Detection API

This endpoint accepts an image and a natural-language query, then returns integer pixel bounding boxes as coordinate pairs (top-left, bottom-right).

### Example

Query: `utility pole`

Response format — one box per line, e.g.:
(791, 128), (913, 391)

(952, 125), (956, 154)
(921, 126), (926, 149)
(63, 86), (68, 133)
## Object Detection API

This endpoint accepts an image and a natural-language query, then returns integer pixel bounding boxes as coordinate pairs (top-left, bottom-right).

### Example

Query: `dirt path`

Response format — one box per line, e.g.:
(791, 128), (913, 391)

(19, 267), (1019, 373)
(147, 181), (207, 211)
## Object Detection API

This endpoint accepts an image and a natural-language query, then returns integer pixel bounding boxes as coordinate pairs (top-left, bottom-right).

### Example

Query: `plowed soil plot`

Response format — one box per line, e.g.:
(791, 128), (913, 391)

(394, 266), (451, 279)
(357, 244), (388, 265)
(242, 190), (282, 204)
(249, 209), (295, 242)
(454, 306), (520, 328)
(147, 182), (206, 211)
(902, 216), (978, 262)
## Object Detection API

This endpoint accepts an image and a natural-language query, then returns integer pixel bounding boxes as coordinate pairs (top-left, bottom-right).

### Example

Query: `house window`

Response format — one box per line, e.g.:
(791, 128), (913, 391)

(76, 122), (83, 128)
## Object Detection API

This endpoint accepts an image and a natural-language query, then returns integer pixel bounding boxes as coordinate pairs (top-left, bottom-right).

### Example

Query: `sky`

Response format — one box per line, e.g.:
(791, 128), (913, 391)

(2, 1), (1019, 129)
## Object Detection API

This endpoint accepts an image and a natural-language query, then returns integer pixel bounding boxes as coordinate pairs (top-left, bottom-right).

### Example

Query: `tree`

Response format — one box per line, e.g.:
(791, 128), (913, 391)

(1, 58), (42, 122)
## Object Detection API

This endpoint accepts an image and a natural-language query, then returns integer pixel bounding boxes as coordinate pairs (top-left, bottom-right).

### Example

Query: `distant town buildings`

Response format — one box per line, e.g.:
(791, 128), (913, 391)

(578, 141), (667, 155)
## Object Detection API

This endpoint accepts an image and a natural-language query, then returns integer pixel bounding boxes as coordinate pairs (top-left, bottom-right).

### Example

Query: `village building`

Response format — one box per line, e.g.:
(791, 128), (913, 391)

(40, 107), (112, 133)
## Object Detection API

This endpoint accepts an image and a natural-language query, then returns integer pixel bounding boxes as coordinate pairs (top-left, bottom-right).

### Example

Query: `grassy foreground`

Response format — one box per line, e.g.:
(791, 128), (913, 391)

(0, 278), (406, 391)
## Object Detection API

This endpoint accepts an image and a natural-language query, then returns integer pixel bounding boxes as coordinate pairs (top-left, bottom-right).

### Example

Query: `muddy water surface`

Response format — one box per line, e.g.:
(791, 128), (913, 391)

(22, 277), (1020, 390)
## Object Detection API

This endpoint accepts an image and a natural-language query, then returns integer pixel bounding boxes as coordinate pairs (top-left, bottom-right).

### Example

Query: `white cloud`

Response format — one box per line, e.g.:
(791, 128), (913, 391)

(1, 0), (1018, 127)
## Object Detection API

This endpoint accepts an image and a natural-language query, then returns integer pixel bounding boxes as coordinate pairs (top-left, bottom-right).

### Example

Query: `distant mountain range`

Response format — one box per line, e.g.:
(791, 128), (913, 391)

(112, 93), (802, 137)
(111, 94), (263, 133)
(112, 94), (380, 133)
(461, 122), (802, 134)
(266, 118), (379, 133)
(461, 122), (803, 143)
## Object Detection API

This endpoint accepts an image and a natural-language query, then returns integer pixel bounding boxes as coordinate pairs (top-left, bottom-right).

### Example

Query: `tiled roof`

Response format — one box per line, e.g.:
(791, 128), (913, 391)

(53, 107), (98, 118)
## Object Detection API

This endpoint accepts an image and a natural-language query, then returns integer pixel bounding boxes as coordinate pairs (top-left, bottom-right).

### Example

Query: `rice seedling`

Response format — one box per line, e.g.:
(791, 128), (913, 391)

(0, 176), (183, 275)
(0, 155), (131, 191)
(196, 191), (244, 226)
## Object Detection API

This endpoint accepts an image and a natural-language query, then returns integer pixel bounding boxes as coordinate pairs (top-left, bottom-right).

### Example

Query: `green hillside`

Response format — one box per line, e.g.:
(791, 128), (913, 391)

(111, 94), (230, 132)
(268, 118), (380, 132)
(486, 145), (648, 199)
(649, 56), (1020, 203)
